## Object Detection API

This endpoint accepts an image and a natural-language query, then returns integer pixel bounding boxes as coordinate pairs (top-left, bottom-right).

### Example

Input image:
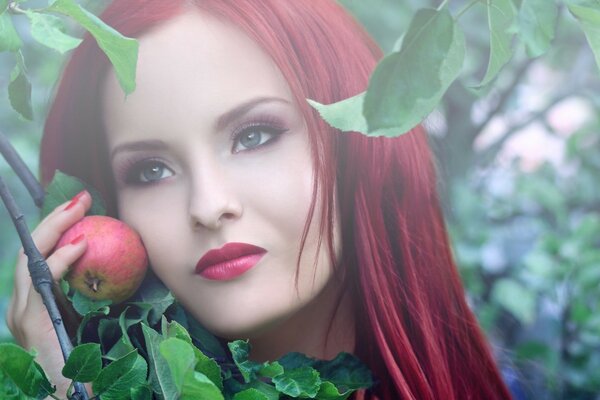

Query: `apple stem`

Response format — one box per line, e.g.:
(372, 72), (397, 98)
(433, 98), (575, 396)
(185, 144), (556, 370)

(88, 277), (101, 292)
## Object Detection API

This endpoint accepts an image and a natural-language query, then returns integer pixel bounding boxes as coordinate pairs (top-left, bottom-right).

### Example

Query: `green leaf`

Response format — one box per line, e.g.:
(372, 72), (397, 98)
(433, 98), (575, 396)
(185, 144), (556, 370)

(307, 93), (368, 134)
(258, 361), (284, 379)
(72, 290), (112, 316)
(316, 381), (351, 400)
(313, 352), (373, 392)
(141, 323), (179, 399)
(567, 0), (600, 75)
(363, 7), (465, 136)
(76, 306), (109, 344)
(180, 371), (224, 400)
(272, 365), (321, 398)
(41, 170), (106, 217)
(159, 338), (224, 399)
(159, 338), (196, 392)
(163, 318), (192, 343)
(517, 0), (558, 57)
(479, 0), (517, 86)
(25, 10), (82, 53)
(228, 340), (262, 383)
(163, 319), (224, 391)
(62, 343), (102, 382)
(0, 343), (55, 398)
(309, 7), (466, 137)
(8, 59), (33, 121)
(131, 386), (152, 400)
(105, 336), (135, 361)
(49, 0), (138, 94)
(131, 385), (153, 400)
(491, 278), (536, 324)
(0, 12), (22, 51)
(233, 388), (270, 400)
(130, 271), (175, 325)
(92, 350), (148, 400)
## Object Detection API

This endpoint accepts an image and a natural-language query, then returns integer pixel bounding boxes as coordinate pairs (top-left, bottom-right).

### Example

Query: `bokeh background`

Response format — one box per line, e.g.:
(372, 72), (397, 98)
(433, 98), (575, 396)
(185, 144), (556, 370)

(1, 1), (599, 399)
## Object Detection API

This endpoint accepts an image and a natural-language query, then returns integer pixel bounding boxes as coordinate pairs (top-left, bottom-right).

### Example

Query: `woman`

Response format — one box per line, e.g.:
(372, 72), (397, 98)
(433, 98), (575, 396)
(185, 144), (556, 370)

(7, 0), (512, 398)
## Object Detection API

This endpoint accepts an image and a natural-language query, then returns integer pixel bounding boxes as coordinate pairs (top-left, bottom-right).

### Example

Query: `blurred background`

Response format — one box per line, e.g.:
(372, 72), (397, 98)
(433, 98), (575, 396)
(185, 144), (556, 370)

(1, 0), (599, 398)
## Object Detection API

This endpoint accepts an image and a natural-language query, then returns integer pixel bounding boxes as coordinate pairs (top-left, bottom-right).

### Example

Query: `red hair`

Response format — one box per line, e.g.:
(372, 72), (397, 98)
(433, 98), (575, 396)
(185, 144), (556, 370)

(40, 1), (512, 398)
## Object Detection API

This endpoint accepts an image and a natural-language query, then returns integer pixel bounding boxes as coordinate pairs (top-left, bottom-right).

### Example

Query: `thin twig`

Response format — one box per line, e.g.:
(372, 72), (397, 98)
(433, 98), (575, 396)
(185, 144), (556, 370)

(0, 131), (45, 207)
(0, 176), (89, 400)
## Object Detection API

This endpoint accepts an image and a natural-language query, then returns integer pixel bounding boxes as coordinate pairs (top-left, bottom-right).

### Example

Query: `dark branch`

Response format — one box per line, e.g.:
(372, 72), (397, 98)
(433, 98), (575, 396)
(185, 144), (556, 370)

(0, 173), (89, 400)
(0, 131), (45, 207)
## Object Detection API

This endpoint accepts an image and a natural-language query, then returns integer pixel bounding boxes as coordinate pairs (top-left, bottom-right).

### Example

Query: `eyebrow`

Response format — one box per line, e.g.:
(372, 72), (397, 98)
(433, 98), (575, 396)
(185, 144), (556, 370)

(215, 96), (291, 132)
(111, 139), (168, 161)
(110, 96), (291, 161)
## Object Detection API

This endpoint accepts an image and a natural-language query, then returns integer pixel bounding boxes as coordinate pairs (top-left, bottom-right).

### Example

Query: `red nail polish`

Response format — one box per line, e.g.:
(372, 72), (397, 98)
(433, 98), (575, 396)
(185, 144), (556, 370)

(70, 234), (85, 245)
(64, 191), (87, 211)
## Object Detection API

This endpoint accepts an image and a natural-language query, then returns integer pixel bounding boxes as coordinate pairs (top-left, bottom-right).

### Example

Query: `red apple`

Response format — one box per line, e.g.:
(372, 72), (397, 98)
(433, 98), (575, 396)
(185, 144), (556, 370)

(56, 215), (148, 303)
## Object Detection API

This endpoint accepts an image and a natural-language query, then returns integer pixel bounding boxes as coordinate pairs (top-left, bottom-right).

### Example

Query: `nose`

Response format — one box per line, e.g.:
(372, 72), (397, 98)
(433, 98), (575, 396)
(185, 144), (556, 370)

(187, 163), (243, 230)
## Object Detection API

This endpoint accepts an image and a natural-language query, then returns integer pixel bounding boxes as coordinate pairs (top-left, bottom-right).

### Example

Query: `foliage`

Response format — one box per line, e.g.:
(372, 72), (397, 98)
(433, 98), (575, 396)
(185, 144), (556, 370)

(1, 0), (600, 399)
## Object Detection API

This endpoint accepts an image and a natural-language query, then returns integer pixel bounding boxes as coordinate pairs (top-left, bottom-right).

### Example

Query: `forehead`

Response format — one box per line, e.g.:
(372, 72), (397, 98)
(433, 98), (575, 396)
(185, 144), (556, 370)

(101, 10), (294, 136)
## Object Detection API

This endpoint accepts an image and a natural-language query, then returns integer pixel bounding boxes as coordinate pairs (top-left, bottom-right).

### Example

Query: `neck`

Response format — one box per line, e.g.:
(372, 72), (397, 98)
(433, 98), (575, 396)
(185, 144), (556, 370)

(247, 278), (356, 362)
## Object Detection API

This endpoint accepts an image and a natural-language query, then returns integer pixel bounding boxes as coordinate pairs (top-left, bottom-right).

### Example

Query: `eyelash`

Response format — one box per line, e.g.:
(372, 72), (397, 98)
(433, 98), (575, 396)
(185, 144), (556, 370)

(118, 116), (289, 187)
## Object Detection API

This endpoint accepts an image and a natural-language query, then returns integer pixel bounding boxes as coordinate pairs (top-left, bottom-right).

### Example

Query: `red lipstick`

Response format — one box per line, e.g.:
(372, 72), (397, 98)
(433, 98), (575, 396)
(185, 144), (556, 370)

(195, 242), (266, 280)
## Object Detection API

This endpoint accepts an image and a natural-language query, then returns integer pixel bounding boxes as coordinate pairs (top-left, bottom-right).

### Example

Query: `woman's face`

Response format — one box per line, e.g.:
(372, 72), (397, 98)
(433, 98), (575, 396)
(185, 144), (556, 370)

(102, 11), (340, 339)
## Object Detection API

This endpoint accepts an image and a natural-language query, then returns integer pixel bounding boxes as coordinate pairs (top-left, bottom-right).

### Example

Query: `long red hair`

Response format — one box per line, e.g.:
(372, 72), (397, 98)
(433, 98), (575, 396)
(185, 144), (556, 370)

(40, 1), (512, 398)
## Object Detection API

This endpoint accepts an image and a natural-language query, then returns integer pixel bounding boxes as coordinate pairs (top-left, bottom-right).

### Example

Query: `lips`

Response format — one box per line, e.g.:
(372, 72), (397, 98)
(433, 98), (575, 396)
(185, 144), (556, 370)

(195, 242), (266, 280)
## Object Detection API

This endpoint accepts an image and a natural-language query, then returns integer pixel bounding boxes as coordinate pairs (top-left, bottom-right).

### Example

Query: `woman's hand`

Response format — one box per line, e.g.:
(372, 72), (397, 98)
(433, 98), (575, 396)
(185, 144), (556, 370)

(6, 190), (91, 397)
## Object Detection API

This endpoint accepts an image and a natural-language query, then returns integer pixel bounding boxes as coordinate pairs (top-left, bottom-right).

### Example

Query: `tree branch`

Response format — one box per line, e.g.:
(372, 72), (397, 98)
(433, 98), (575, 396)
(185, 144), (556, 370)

(0, 147), (89, 400)
(0, 131), (45, 207)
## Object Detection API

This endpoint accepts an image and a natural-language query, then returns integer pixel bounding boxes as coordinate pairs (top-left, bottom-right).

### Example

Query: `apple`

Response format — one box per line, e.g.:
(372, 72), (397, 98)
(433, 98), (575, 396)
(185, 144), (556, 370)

(56, 215), (148, 303)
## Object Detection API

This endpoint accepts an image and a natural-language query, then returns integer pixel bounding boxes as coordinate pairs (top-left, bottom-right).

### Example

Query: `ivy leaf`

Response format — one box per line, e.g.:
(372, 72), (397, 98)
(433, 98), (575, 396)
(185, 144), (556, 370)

(567, 0), (600, 74)
(25, 10), (82, 53)
(272, 365), (321, 398)
(517, 0), (558, 57)
(48, 0), (138, 94)
(8, 56), (33, 121)
(0, 12), (22, 51)
(92, 350), (148, 400)
(41, 170), (106, 217)
(62, 343), (102, 382)
(141, 323), (179, 399)
(479, 0), (517, 87)
(0, 344), (55, 398)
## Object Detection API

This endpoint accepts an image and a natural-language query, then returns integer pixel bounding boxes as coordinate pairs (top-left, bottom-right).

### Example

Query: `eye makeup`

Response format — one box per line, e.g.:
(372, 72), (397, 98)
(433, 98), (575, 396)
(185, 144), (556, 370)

(111, 112), (293, 188)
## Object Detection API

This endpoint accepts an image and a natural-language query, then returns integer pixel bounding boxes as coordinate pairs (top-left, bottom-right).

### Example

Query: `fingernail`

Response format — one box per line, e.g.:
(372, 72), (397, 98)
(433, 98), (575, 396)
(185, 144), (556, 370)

(64, 190), (87, 211)
(70, 234), (85, 245)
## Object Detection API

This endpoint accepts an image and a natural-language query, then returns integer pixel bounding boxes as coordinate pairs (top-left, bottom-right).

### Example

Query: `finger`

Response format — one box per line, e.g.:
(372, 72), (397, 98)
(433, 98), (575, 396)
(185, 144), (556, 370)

(31, 190), (92, 255)
(13, 191), (91, 293)
(14, 233), (88, 319)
